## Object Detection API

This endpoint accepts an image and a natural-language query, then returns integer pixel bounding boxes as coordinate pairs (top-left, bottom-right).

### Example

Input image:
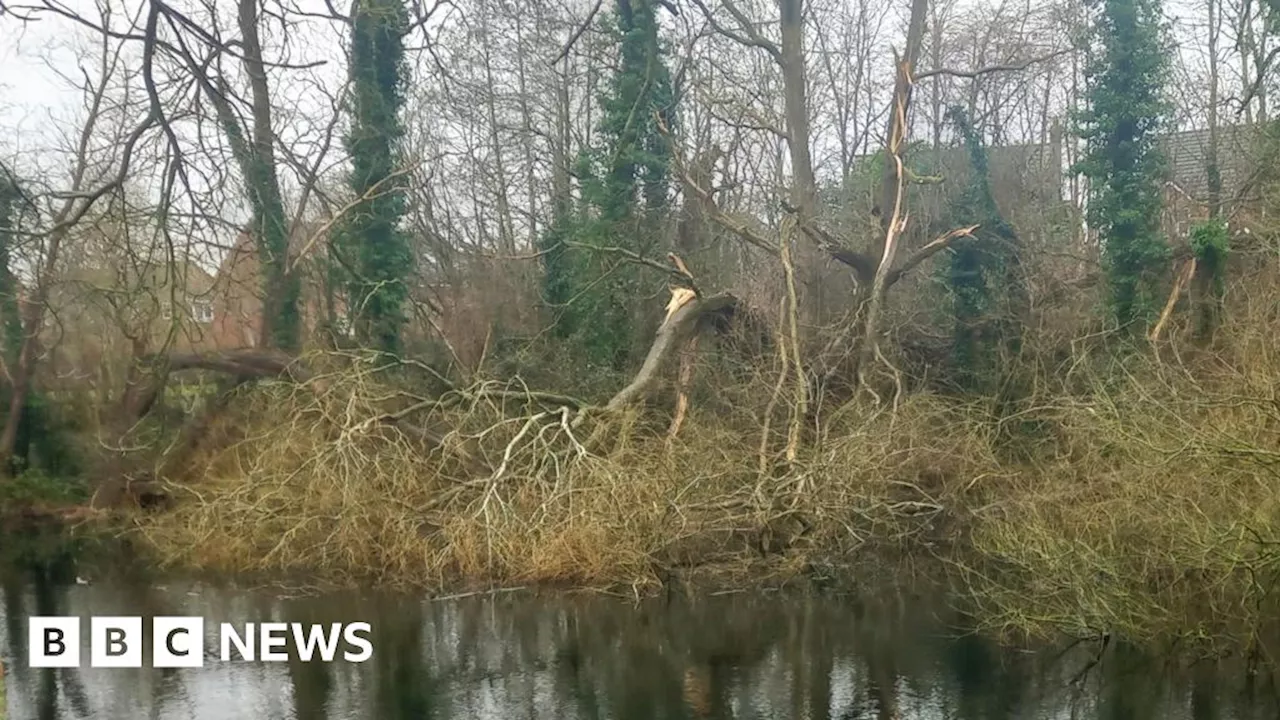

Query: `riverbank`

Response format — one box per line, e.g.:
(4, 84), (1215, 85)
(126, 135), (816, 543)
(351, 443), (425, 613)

(0, 277), (1256, 652)
(100, 321), (1279, 652)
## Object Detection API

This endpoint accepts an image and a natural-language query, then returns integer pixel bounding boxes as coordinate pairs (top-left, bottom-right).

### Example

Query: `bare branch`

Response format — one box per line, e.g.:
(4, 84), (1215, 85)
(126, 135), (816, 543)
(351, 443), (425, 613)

(548, 0), (604, 66)
(886, 224), (980, 289)
(688, 0), (782, 63)
(915, 47), (1073, 81)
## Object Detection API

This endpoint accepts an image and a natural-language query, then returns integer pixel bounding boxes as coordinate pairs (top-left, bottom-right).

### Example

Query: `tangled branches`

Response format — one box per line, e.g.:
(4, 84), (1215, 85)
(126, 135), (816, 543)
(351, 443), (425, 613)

(129, 345), (989, 590)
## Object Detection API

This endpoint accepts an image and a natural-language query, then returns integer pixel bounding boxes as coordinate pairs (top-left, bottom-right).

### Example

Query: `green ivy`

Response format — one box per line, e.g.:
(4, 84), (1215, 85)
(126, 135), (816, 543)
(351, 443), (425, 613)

(943, 107), (1025, 391)
(1074, 0), (1173, 332)
(1190, 217), (1229, 338)
(538, 0), (676, 372)
(1190, 218), (1228, 295)
(341, 0), (412, 355)
(0, 166), (29, 363)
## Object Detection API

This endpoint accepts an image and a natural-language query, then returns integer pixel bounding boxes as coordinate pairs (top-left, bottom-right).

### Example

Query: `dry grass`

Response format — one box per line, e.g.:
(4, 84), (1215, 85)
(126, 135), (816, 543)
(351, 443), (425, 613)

(960, 275), (1280, 646)
(130, 351), (1004, 591)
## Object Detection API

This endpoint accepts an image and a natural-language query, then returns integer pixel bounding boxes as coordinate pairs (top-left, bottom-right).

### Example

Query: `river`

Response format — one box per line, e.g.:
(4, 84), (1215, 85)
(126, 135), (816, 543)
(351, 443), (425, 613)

(0, 539), (1277, 719)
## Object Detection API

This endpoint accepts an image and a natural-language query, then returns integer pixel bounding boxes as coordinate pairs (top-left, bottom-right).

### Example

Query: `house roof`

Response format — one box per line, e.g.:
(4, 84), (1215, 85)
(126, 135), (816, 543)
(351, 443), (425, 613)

(1158, 124), (1261, 200)
(59, 256), (216, 297)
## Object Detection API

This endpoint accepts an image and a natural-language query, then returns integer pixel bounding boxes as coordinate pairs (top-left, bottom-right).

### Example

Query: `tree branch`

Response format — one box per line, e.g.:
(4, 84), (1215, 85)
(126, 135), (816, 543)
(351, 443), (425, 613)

(688, 0), (782, 63)
(564, 240), (702, 294)
(548, 0), (604, 65)
(885, 224), (980, 288)
(658, 114), (775, 255)
(915, 47), (1072, 81)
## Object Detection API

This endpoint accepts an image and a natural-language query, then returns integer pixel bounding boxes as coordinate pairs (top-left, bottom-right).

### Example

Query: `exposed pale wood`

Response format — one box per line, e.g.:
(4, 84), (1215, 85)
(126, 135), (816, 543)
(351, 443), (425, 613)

(1150, 257), (1198, 342)
(605, 293), (737, 412)
(857, 52), (914, 390)
(666, 335), (699, 442)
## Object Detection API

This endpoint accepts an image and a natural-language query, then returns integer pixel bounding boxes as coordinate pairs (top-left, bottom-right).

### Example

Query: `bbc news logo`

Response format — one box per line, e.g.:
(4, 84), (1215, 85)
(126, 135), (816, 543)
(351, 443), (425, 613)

(28, 617), (373, 668)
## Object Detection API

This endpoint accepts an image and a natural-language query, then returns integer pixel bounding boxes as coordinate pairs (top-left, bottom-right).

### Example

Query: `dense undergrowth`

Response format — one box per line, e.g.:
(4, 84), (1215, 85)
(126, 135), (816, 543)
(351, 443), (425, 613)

(117, 261), (1280, 651)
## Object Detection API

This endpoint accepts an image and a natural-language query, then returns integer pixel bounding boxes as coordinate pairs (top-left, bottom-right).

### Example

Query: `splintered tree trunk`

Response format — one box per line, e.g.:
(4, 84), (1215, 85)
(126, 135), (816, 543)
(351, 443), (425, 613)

(605, 293), (736, 413)
(853, 0), (930, 389)
(877, 0), (929, 229)
(666, 335), (699, 442)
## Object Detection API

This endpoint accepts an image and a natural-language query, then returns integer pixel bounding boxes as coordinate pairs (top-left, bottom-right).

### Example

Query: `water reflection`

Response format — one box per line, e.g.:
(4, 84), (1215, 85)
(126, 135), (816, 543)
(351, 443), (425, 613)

(1, 563), (1278, 719)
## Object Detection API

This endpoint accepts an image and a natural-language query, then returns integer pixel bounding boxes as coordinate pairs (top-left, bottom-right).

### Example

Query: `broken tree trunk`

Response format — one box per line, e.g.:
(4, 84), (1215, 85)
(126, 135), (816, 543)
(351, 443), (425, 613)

(666, 334), (699, 443)
(1150, 257), (1198, 343)
(604, 292), (737, 413)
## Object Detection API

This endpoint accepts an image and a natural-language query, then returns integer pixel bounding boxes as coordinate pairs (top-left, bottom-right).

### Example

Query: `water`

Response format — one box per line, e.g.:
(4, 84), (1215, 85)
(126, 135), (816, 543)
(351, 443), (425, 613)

(1, 544), (1278, 719)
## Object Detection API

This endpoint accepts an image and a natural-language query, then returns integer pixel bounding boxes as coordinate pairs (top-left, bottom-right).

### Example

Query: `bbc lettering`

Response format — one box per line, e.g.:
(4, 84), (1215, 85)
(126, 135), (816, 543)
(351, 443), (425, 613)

(29, 617), (372, 668)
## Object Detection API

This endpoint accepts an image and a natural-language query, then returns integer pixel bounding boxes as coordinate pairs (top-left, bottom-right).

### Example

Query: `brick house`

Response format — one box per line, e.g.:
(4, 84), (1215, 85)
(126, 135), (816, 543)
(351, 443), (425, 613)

(1158, 124), (1264, 237)
(46, 256), (221, 393)
(208, 225), (338, 349)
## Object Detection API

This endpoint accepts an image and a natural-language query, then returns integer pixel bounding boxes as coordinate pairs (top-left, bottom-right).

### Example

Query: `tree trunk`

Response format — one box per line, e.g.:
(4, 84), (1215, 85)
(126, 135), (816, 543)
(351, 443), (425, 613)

(780, 0), (816, 219)
(237, 0), (299, 351)
(878, 0), (930, 232)
(0, 43), (116, 471)
(605, 293), (736, 412)
(1196, 0), (1225, 341)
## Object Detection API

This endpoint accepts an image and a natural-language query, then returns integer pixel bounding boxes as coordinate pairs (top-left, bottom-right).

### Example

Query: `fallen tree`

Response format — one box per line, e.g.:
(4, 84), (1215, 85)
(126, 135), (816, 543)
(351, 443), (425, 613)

(92, 349), (307, 508)
(91, 263), (743, 508)
(604, 291), (737, 413)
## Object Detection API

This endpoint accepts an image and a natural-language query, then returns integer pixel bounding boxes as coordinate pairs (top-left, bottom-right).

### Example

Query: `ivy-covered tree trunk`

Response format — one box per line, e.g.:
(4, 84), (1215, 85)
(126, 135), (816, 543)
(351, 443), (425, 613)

(592, 0), (675, 370)
(945, 107), (1026, 392)
(0, 168), (27, 363)
(343, 0), (412, 354)
(1075, 0), (1172, 333)
(237, 0), (301, 351)
(542, 0), (676, 372)
(0, 169), (32, 474)
(540, 71), (576, 337)
(1190, 218), (1228, 340)
(1193, 0), (1227, 342)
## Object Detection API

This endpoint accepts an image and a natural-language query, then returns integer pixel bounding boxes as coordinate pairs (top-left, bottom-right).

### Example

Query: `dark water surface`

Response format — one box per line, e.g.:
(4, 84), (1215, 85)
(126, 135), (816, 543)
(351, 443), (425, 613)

(2, 543), (1279, 719)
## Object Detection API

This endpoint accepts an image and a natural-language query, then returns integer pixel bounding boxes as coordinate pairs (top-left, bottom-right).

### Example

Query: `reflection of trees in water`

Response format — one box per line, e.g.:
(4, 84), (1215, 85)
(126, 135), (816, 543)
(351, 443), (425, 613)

(419, 590), (1280, 720)
(0, 533), (92, 720)
(285, 600), (333, 720)
(7, 569), (1280, 720)
(1100, 642), (1167, 720)
(371, 604), (432, 719)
